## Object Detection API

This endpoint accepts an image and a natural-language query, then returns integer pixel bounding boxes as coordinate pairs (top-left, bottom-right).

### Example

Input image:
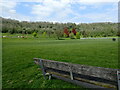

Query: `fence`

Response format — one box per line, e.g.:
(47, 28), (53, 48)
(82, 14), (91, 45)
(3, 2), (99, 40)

(34, 58), (120, 90)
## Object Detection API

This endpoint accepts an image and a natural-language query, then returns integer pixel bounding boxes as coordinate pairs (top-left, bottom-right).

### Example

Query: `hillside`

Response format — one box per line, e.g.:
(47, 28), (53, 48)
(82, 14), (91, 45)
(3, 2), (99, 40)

(1, 17), (118, 37)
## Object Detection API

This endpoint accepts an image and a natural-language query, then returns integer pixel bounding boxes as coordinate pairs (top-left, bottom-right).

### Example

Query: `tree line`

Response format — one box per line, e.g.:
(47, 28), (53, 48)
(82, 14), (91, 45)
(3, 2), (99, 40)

(1, 17), (119, 39)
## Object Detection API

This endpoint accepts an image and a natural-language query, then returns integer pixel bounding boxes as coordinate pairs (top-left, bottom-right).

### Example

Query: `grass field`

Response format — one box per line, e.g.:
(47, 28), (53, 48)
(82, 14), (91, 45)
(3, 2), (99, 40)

(2, 37), (118, 88)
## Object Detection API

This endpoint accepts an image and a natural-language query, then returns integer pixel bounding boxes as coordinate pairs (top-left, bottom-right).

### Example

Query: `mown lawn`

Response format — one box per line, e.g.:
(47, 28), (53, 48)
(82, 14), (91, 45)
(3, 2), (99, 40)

(2, 38), (118, 88)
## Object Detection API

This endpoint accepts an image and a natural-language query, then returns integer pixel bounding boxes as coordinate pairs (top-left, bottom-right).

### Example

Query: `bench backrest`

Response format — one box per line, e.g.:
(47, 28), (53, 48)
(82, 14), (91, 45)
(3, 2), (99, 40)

(34, 58), (118, 82)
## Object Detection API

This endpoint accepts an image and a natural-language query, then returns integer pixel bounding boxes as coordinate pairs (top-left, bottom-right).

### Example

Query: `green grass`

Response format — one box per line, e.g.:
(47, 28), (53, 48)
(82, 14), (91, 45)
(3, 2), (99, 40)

(2, 37), (118, 88)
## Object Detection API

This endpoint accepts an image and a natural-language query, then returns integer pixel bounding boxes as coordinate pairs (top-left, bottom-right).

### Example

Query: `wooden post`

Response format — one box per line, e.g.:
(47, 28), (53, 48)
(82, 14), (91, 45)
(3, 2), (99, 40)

(39, 59), (46, 79)
(69, 65), (73, 80)
(48, 74), (52, 80)
(117, 71), (120, 90)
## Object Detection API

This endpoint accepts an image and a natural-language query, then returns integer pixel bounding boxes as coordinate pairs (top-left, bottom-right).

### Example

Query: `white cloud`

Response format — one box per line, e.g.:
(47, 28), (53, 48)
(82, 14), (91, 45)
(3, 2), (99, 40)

(0, 2), (17, 18)
(79, 6), (86, 10)
(0, 0), (118, 23)
(2, 0), (119, 2)
(31, 0), (73, 21)
(24, 4), (30, 7)
(70, 3), (118, 23)
(29, 0), (118, 23)
(2, 13), (31, 21)
(9, 10), (16, 14)
(0, 2), (17, 13)
(0, 2), (30, 21)
(73, 0), (119, 3)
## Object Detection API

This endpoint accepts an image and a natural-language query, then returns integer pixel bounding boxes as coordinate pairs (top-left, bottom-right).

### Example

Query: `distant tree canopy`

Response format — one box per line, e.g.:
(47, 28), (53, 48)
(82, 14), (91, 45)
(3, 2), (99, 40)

(32, 32), (37, 37)
(64, 28), (69, 37)
(1, 17), (118, 37)
(72, 28), (77, 35)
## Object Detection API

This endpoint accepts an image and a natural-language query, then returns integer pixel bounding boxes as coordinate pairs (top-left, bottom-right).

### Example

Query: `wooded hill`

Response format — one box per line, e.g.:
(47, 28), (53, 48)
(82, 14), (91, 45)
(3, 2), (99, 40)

(1, 17), (118, 37)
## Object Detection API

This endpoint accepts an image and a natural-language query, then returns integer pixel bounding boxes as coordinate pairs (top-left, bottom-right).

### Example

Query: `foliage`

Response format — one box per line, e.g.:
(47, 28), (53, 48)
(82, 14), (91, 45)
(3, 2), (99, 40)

(64, 28), (69, 37)
(1, 17), (118, 38)
(54, 29), (63, 40)
(47, 29), (53, 37)
(69, 32), (75, 39)
(76, 32), (80, 39)
(72, 28), (77, 35)
(64, 33), (68, 38)
(42, 32), (46, 38)
(32, 32), (37, 37)
(81, 30), (88, 37)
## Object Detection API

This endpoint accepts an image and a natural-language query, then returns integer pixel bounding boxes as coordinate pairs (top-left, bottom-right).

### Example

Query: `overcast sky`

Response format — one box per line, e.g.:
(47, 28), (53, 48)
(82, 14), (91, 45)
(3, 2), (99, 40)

(0, 0), (119, 23)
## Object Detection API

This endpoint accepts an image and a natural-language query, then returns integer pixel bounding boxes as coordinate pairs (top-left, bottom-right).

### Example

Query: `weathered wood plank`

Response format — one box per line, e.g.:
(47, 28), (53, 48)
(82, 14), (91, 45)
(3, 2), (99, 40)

(46, 70), (116, 88)
(71, 64), (118, 82)
(45, 67), (117, 86)
(51, 74), (109, 89)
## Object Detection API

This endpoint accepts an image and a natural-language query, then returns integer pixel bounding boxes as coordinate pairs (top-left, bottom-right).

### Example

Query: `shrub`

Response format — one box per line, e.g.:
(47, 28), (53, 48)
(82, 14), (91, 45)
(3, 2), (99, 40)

(54, 30), (63, 40)
(69, 33), (75, 39)
(64, 33), (68, 38)
(64, 28), (69, 37)
(8, 29), (14, 34)
(32, 32), (37, 37)
(42, 32), (46, 38)
(112, 38), (116, 41)
(72, 28), (77, 35)
(76, 32), (80, 39)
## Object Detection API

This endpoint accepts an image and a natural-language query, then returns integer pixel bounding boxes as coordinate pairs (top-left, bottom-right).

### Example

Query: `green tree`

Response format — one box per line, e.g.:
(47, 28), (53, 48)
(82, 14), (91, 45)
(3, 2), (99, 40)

(76, 32), (80, 39)
(54, 30), (63, 40)
(42, 32), (47, 38)
(32, 32), (37, 37)
(69, 33), (75, 39)
(64, 33), (68, 38)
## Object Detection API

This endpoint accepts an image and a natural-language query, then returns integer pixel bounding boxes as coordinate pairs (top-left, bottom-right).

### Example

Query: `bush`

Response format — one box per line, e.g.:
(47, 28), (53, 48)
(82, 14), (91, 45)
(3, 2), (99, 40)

(112, 38), (116, 41)
(76, 32), (80, 39)
(69, 33), (75, 39)
(54, 30), (63, 40)
(64, 33), (68, 38)
(42, 32), (46, 38)
(8, 29), (15, 34)
(32, 32), (37, 37)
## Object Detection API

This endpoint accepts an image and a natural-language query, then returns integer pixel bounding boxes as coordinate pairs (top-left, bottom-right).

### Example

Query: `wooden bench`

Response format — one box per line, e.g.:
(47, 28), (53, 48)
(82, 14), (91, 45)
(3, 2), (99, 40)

(34, 58), (120, 89)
